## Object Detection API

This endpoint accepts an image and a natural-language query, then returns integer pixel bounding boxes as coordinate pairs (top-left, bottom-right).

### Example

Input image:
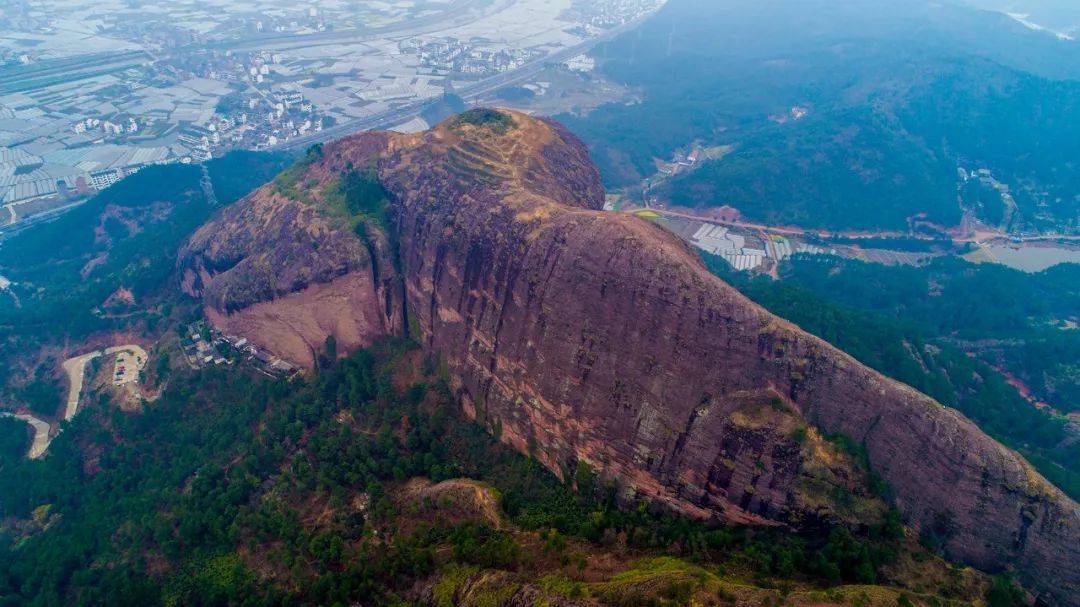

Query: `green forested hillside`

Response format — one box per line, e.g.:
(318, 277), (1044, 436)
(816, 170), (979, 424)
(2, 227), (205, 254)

(0, 150), (292, 339)
(0, 151), (292, 417)
(562, 0), (1080, 231)
(0, 417), (29, 468)
(661, 108), (959, 230)
(0, 341), (1006, 606)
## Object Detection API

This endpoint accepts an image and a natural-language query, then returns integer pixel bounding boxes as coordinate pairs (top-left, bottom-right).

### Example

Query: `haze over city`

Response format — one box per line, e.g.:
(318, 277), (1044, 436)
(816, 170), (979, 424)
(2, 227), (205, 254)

(0, 2), (1078, 606)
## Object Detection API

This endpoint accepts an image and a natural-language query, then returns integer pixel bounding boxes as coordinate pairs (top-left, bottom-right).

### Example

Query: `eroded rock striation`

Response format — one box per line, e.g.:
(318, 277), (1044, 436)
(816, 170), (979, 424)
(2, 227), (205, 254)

(180, 109), (1079, 604)
(179, 134), (404, 368)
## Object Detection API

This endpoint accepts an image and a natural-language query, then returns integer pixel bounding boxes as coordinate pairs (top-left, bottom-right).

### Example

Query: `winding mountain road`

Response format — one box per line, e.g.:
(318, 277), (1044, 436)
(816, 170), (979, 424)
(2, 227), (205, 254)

(0, 412), (52, 460)
(0, 344), (148, 461)
(62, 344), (148, 421)
(62, 351), (102, 421)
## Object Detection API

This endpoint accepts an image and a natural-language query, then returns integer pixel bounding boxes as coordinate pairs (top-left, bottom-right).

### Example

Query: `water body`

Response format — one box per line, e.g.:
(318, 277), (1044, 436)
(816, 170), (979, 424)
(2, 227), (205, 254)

(975, 244), (1080, 272)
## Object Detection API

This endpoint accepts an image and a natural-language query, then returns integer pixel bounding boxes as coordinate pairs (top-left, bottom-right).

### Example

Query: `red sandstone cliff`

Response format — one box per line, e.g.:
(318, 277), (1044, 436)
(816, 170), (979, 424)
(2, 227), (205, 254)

(180, 110), (1079, 604)
(178, 132), (404, 368)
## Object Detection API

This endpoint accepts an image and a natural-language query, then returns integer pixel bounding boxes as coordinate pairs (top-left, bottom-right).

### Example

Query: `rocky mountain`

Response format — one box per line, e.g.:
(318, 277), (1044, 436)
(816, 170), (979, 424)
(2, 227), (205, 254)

(179, 109), (1079, 604)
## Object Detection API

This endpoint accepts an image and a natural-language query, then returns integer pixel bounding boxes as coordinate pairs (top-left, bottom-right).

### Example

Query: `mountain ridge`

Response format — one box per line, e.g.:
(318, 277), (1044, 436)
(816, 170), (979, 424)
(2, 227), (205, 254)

(179, 109), (1079, 604)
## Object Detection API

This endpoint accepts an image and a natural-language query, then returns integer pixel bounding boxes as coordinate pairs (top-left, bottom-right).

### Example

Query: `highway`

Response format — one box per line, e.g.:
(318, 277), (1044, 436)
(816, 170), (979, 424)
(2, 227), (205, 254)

(274, 16), (647, 152)
(203, 0), (508, 52)
(0, 0), (655, 154)
(0, 50), (147, 83)
(0, 50), (151, 95)
(2, 0), (502, 95)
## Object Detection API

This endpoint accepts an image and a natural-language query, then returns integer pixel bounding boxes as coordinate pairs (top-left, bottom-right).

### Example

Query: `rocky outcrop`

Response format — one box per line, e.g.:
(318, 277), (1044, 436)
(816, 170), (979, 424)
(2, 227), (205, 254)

(180, 110), (1079, 604)
(178, 149), (404, 367)
(416, 569), (592, 607)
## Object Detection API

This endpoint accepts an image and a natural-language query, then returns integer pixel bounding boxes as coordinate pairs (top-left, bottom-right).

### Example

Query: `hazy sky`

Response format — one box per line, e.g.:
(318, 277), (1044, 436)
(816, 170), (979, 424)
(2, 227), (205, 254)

(963, 0), (1080, 34)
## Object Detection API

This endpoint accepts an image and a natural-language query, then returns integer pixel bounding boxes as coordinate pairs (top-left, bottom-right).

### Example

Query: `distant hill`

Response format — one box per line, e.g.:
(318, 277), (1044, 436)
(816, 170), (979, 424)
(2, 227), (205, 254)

(560, 0), (1080, 232)
(0, 150), (292, 339)
(963, 0), (1080, 37)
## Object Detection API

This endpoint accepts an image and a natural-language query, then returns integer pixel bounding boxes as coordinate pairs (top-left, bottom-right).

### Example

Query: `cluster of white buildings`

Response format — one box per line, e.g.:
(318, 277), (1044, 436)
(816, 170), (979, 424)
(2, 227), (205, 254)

(404, 37), (533, 75)
(0, 135), (179, 216)
(212, 84), (323, 150)
(181, 322), (298, 377)
(243, 50), (285, 84)
(563, 54), (596, 73)
(691, 223), (768, 270)
(71, 116), (140, 136)
(564, 0), (666, 29)
(1, 0), (673, 229)
(688, 222), (827, 271)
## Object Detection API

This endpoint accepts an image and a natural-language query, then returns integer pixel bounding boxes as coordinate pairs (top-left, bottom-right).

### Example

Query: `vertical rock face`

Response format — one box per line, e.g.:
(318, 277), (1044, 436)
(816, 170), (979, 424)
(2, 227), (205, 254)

(178, 138), (404, 367)
(180, 110), (1079, 604)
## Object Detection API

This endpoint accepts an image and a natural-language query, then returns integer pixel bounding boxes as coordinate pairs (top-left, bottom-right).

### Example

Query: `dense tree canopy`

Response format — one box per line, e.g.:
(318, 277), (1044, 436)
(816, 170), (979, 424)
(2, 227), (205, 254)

(562, 0), (1080, 232)
(0, 341), (920, 606)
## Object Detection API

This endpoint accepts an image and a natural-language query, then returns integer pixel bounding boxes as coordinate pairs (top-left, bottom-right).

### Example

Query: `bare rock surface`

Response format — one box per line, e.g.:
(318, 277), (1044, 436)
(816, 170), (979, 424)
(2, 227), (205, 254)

(180, 110), (1079, 604)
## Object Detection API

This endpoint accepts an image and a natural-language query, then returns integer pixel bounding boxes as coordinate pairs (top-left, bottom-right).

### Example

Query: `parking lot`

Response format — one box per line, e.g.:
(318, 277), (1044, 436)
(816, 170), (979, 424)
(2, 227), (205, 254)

(111, 349), (144, 386)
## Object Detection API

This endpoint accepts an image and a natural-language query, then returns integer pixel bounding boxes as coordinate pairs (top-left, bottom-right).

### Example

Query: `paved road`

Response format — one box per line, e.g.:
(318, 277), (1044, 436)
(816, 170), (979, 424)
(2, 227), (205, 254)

(62, 352), (102, 421)
(1, 0), (493, 93)
(643, 207), (1080, 247)
(205, 0), (505, 52)
(274, 16), (648, 152)
(1, 412), (53, 460)
(61, 344), (148, 421)
(0, 51), (152, 95)
(0, 199), (88, 241)
(0, 50), (148, 84)
(0, 344), (152, 462)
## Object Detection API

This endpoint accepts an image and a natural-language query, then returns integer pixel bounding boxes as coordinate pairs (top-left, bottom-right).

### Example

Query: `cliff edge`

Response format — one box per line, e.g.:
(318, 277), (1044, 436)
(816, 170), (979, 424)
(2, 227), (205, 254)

(180, 109), (1079, 604)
